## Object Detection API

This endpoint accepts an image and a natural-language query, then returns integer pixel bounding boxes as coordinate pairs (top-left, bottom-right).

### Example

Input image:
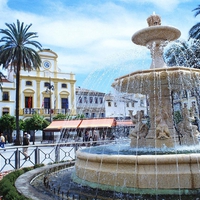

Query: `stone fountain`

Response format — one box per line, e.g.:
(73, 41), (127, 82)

(113, 13), (200, 148)
(74, 14), (200, 196)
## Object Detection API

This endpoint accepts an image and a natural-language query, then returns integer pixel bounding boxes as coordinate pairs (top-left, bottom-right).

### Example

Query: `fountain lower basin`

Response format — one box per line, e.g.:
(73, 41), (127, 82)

(74, 145), (200, 195)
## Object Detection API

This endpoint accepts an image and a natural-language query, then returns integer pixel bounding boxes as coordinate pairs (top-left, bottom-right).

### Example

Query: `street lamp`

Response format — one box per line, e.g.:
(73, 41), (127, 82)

(46, 79), (54, 122)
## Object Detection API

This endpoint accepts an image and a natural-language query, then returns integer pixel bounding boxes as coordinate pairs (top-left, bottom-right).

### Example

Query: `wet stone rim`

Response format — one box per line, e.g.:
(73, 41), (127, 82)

(15, 162), (75, 200)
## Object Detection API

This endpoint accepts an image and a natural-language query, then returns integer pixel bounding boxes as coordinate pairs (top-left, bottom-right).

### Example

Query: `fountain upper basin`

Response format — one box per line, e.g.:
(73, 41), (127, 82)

(132, 25), (181, 46)
(112, 66), (200, 94)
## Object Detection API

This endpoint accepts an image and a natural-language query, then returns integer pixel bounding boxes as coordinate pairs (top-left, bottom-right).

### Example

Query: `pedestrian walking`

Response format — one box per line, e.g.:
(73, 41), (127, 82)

(0, 133), (5, 148)
(83, 131), (89, 142)
(102, 131), (106, 140)
(23, 132), (30, 160)
(92, 132), (98, 146)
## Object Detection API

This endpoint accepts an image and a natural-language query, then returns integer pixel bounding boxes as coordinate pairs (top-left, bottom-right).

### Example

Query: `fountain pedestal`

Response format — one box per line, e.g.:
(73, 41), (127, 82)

(146, 81), (176, 147)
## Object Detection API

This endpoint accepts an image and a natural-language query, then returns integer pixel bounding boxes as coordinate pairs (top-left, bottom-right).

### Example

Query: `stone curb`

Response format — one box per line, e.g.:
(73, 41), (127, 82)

(15, 162), (75, 200)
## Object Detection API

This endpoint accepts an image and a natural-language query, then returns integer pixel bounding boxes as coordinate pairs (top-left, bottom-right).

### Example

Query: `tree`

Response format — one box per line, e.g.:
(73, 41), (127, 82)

(19, 119), (25, 131)
(74, 114), (85, 119)
(164, 4), (200, 66)
(24, 113), (49, 144)
(53, 113), (72, 120)
(0, 20), (42, 145)
(189, 5), (200, 40)
(164, 39), (200, 68)
(0, 114), (15, 143)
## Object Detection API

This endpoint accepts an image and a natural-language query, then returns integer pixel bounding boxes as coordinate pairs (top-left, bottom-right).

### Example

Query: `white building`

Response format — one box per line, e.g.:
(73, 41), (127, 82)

(76, 87), (105, 118)
(104, 92), (147, 119)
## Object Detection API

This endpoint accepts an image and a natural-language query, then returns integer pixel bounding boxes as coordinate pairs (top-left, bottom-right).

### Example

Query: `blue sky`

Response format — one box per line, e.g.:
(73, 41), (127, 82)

(0, 0), (199, 93)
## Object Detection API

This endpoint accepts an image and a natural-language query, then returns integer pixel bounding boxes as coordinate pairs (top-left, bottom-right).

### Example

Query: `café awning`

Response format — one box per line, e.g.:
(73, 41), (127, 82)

(78, 118), (116, 129)
(116, 120), (133, 126)
(43, 120), (82, 132)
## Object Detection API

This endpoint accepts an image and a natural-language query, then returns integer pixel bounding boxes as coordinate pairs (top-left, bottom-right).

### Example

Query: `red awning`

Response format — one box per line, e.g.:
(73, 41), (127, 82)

(116, 120), (133, 126)
(43, 120), (82, 132)
(78, 118), (116, 128)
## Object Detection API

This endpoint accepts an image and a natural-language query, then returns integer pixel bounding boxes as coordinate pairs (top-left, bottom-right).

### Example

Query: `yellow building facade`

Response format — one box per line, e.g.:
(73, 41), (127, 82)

(1, 49), (76, 121)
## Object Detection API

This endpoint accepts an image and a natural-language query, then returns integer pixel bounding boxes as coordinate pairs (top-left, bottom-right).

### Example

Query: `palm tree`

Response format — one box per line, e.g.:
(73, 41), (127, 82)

(164, 38), (200, 69)
(164, 40), (188, 67)
(189, 5), (200, 40)
(0, 20), (42, 145)
(163, 40), (200, 68)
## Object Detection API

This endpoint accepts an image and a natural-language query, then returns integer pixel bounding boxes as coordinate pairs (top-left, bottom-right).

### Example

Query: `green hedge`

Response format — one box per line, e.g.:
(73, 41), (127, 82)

(0, 165), (44, 200)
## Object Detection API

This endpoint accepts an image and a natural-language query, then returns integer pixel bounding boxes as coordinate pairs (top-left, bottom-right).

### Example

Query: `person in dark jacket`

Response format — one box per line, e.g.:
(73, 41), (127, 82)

(23, 132), (30, 160)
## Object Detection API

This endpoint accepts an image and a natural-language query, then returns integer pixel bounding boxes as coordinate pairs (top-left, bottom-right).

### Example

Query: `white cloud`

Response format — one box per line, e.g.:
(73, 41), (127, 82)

(20, 2), (150, 75)
(140, 0), (181, 11)
(0, 0), (197, 91)
(119, 0), (191, 11)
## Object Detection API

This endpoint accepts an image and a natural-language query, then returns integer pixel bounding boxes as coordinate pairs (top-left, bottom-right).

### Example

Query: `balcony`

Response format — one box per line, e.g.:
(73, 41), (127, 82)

(22, 108), (71, 116)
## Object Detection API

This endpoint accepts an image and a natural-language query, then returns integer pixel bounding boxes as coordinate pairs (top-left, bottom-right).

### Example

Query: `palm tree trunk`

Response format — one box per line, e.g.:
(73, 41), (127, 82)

(15, 62), (21, 145)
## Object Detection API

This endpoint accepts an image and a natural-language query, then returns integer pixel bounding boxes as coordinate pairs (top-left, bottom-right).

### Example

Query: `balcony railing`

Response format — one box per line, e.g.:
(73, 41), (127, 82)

(23, 108), (41, 115)
(23, 108), (70, 115)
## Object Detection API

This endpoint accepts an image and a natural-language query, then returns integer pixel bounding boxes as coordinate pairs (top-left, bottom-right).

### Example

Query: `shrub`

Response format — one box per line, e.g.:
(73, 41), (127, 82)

(0, 179), (11, 194)
(0, 164), (50, 199)
(34, 164), (44, 169)
(0, 165), (44, 200)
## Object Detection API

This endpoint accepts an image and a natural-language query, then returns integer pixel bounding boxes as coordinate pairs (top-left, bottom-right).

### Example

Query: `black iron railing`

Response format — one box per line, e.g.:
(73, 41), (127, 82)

(0, 140), (114, 173)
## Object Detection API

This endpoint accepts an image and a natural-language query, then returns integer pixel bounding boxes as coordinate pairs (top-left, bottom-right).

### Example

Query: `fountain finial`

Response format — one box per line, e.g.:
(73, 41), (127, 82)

(147, 13), (161, 27)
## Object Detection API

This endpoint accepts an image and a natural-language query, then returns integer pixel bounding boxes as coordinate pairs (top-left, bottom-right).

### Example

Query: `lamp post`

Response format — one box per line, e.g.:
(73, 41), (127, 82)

(46, 78), (54, 122)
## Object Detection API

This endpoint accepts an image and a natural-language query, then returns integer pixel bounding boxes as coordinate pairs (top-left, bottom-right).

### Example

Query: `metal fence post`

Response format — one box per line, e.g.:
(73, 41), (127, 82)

(15, 148), (20, 170)
(35, 146), (40, 165)
(55, 145), (60, 162)
(74, 143), (79, 159)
